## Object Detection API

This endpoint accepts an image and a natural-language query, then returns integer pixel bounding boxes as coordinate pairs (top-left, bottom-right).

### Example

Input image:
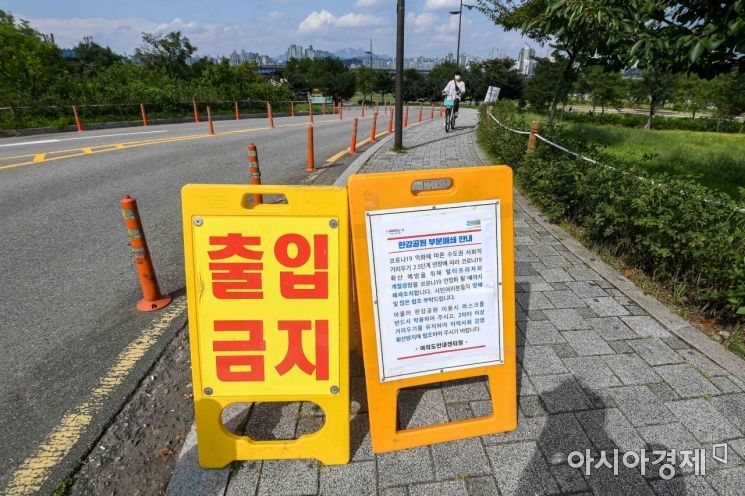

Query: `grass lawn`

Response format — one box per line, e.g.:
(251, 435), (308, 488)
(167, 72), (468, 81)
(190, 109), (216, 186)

(566, 124), (745, 201)
(519, 111), (745, 201)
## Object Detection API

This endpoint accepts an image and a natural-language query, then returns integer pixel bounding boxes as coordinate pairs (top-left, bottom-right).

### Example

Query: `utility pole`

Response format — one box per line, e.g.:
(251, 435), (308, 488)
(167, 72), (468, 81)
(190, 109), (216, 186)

(450, 0), (463, 67)
(365, 39), (374, 105)
(394, 0), (405, 150)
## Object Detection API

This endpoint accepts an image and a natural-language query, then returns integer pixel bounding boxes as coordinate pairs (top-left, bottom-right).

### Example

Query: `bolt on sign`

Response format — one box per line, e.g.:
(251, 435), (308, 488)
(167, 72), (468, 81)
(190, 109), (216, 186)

(348, 166), (517, 453)
(182, 185), (350, 468)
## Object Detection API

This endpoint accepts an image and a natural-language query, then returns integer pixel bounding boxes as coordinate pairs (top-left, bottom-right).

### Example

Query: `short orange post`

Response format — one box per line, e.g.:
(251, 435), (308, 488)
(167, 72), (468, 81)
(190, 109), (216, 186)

(440, 105), (444, 118)
(306, 124), (315, 172)
(362, 104), (366, 118)
(247, 143), (263, 204)
(193, 99), (200, 123)
(72, 105), (83, 133)
(404, 106), (409, 128)
(387, 108), (394, 133)
(418, 103), (423, 123)
(120, 196), (172, 312)
(371, 112), (378, 143)
(527, 120), (540, 154)
(430, 103), (435, 120)
(266, 101), (274, 128)
(291, 101), (296, 118)
(350, 117), (358, 154)
(308, 100), (314, 124)
(234, 101), (240, 120)
(339, 102), (343, 120)
(206, 106), (215, 135)
(140, 103), (149, 127)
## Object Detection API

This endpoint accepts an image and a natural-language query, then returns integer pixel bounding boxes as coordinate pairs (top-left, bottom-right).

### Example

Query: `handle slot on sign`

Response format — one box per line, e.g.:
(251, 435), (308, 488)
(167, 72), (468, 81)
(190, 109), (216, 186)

(242, 193), (289, 209)
(410, 177), (454, 196)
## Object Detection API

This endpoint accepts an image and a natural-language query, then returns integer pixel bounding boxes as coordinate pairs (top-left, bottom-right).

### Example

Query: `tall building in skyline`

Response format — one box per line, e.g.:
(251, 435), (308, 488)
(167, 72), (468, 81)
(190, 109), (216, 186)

(286, 44), (304, 60)
(515, 43), (537, 76)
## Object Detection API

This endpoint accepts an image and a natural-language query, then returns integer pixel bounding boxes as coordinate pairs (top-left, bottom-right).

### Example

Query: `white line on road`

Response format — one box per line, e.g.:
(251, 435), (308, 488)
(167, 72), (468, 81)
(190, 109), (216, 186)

(0, 130), (168, 148)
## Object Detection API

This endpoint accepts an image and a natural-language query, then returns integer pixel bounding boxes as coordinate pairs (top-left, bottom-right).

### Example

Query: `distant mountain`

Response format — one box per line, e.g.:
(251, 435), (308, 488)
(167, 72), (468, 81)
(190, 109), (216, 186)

(334, 47), (392, 60)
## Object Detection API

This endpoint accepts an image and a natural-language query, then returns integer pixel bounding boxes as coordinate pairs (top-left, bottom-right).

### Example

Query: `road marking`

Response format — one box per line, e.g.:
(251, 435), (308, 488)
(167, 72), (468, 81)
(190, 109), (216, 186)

(4, 296), (187, 496)
(326, 131), (390, 163)
(0, 130), (168, 148)
(0, 118), (343, 172)
(33, 154), (45, 162)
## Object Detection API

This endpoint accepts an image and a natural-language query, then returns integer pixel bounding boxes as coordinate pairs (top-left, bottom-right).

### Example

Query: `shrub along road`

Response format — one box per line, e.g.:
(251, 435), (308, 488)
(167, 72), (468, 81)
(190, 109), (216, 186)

(0, 109), (378, 495)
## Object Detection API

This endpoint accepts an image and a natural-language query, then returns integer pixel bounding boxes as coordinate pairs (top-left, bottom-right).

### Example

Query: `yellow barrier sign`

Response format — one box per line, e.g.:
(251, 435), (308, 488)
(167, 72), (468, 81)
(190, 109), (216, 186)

(348, 166), (517, 453)
(182, 185), (350, 468)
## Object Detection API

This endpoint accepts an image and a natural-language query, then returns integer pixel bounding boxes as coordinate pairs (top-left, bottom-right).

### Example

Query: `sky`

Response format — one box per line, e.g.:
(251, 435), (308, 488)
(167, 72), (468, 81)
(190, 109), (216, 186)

(3, 0), (546, 60)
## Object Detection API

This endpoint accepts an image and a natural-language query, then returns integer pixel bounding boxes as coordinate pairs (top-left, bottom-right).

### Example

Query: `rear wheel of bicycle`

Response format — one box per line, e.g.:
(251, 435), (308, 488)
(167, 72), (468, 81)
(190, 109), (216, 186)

(451, 113), (457, 130)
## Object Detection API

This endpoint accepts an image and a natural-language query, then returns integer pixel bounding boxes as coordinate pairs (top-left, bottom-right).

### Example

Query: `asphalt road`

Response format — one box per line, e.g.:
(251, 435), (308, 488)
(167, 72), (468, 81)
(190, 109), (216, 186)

(0, 108), (382, 494)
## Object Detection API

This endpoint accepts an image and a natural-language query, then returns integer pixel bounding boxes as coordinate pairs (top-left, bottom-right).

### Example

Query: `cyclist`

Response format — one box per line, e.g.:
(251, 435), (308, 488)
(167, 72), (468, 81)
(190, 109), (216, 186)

(442, 72), (466, 121)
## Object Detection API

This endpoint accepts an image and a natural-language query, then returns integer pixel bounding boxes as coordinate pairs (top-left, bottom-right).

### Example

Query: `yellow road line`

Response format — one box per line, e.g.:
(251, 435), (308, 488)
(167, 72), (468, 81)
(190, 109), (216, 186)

(4, 297), (187, 496)
(33, 154), (46, 162)
(326, 131), (390, 163)
(0, 119), (341, 172)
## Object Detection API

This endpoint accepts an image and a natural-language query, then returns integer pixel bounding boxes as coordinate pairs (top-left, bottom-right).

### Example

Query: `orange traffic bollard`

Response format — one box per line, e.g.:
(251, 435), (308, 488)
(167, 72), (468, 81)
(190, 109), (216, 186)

(306, 124), (315, 172)
(140, 103), (149, 127)
(387, 108), (394, 134)
(235, 101), (241, 120)
(350, 117), (358, 154)
(404, 106), (409, 128)
(430, 103), (435, 120)
(120, 196), (172, 312)
(193, 99), (200, 123)
(206, 106), (215, 135)
(267, 101), (275, 128)
(371, 112), (378, 144)
(309, 100), (314, 124)
(247, 143), (263, 204)
(339, 102), (343, 120)
(418, 103), (423, 123)
(72, 105), (83, 133)
(291, 101), (296, 118)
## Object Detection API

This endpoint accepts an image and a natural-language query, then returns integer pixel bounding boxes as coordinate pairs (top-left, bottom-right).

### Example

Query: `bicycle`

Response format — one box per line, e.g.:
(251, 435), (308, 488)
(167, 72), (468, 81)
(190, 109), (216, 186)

(443, 97), (457, 133)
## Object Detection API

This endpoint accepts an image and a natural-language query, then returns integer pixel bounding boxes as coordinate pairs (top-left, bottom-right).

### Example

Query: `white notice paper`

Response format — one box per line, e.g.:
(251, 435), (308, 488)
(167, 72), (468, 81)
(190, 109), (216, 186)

(365, 200), (504, 382)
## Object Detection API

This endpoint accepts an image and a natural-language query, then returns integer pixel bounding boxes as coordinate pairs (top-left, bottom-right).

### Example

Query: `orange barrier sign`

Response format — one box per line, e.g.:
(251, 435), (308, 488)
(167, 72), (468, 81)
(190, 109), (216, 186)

(182, 185), (350, 468)
(348, 166), (517, 453)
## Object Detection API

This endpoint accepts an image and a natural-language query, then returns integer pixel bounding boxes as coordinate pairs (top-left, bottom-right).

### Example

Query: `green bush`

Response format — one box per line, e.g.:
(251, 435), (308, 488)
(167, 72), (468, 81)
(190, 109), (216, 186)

(559, 110), (743, 133)
(479, 102), (745, 319)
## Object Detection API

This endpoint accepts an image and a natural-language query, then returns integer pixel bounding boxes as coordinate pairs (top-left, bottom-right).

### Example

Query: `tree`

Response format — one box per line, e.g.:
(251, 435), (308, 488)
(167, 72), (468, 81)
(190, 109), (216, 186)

(474, 0), (637, 124)
(0, 10), (63, 108)
(135, 31), (196, 79)
(373, 70), (394, 102)
(576, 65), (628, 114)
(74, 37), (121, 70)
(402, 68), (426, 101)
(629, 1), (745, 77)
(355, 66), (375, 103)
(709, 70), (745, 131)
(283, 58), (356, 102)
(466, 58), (525, 101)
(673, 75), (710, 119)
(630, 68), (677, 129)
(523, 56), (571, 112)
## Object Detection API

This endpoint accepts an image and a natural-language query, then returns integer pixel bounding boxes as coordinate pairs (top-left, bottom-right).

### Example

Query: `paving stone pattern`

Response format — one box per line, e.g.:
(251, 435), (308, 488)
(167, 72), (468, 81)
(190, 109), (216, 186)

(221, 109), (745, 495)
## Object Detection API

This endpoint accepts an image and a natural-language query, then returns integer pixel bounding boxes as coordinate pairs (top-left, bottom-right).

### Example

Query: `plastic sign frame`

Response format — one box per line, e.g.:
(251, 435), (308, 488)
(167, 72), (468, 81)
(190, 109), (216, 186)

(182, 184), (350, 468)
(348, 166), (517, 453)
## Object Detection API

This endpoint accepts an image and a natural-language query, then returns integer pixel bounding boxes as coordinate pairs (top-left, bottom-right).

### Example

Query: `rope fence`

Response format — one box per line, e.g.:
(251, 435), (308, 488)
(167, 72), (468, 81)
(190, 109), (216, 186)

(486, 109), (745, 215)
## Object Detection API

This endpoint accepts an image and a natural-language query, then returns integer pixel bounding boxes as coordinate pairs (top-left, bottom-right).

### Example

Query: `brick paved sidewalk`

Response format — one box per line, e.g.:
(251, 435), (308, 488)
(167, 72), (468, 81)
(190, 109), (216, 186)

(169, 108), (745, 496)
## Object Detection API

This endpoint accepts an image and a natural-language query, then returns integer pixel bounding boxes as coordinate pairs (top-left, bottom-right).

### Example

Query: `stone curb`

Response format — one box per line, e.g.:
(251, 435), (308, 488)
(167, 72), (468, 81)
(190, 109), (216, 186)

(514, 189), (745, 382)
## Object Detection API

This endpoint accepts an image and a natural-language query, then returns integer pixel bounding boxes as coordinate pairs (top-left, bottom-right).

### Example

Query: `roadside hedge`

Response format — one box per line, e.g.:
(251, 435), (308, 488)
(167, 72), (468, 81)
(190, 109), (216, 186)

(479, 101), (745, 320)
